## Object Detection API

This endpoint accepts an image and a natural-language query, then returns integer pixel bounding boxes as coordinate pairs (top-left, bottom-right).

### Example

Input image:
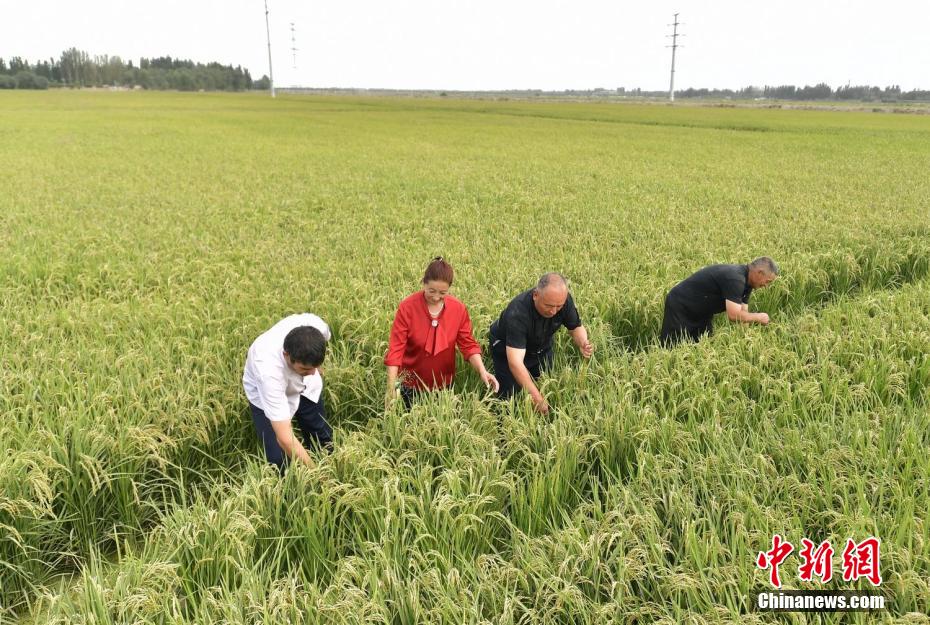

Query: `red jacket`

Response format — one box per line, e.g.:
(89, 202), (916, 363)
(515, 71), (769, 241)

(384, 292), (482, 390)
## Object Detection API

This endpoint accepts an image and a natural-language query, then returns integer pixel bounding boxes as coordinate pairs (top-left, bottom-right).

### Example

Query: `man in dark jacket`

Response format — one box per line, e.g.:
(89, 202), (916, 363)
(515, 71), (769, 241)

(661, 257), (778, 346)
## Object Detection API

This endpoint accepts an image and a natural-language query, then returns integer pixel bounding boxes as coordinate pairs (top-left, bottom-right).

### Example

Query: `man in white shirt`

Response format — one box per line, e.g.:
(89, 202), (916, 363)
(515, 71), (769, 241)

(243, 313), (332, 471)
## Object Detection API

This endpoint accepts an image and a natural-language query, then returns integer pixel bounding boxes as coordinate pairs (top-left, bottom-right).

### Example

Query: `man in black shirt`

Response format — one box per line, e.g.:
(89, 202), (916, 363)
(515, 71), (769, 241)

(660, 257), (778, 346)
(489, 273), (594, 414)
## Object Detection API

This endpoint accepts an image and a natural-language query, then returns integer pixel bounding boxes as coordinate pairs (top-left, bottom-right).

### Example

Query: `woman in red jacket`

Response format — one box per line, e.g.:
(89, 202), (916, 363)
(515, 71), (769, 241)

(385, 257), (499, 409)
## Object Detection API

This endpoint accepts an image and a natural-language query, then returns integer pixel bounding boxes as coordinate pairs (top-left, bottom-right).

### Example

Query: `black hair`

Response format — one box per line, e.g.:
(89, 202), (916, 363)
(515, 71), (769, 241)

(283, 326), (327, 366)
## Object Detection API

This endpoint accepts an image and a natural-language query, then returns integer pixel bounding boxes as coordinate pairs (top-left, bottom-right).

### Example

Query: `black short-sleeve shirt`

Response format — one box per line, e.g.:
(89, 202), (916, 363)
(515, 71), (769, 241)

(489, 288), (582, 357)
(668, 264), (753, 320)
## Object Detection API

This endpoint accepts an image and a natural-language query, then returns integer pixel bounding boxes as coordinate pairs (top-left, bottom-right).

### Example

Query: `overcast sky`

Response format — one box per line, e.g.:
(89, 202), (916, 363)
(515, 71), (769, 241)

(3, 0), (928, 91)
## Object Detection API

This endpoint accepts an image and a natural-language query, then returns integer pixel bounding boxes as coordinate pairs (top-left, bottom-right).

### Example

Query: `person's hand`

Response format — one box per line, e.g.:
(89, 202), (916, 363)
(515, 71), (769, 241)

(757, 312), (770, 325)
(384, 387), (400, 412)
(580, 340), (595, 358)
(531, 393), (549, 415)
(481, 371), (500, 393)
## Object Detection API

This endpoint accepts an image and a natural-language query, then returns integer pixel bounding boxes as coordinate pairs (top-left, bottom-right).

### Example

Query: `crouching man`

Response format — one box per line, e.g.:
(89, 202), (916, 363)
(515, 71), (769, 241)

(660, 257), (778, 346)
(489, 272), (594, 414)
(243, 313), (332, 471)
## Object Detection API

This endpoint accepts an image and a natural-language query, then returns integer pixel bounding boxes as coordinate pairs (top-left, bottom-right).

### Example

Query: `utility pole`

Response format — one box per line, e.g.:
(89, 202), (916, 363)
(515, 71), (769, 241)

(290, 22), (298, 70)
(264, 0), (275, 98)
(667, 13), (682, 102)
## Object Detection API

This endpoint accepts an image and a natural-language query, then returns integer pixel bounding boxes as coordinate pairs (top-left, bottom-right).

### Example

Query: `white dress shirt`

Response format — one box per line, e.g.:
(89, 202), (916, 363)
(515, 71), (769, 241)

(242, 313), (331, 422)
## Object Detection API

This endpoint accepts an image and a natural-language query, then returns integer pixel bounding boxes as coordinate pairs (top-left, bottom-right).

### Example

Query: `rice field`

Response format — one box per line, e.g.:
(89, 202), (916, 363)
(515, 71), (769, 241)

(1, 90), (929, 623)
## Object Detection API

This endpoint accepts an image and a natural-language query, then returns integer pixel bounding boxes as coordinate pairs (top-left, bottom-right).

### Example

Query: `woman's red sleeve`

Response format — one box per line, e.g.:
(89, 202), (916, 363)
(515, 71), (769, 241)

(456, 305), (482, 360)
(385, 302), (409, 366)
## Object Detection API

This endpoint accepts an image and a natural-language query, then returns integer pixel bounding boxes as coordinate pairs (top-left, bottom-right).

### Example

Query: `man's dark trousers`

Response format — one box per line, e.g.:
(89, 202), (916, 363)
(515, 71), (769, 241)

(491, 344), (554, 399)
(660, 293), (713, 346)
(249, 394), (332, 472)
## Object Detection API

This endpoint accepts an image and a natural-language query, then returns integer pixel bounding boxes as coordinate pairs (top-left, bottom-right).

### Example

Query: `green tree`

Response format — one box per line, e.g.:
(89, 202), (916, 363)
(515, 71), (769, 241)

(14, 71), (48, 89)
(8, 57), (29, 73)
(60, 47), (90, 85)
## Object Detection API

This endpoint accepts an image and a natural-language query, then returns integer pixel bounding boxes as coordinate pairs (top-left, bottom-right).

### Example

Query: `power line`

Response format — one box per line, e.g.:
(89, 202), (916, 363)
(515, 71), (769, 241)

(666, 13), (683, 102)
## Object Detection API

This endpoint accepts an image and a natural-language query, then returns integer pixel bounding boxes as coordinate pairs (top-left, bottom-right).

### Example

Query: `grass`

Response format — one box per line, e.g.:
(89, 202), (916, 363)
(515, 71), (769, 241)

(1, 90), (929, 622)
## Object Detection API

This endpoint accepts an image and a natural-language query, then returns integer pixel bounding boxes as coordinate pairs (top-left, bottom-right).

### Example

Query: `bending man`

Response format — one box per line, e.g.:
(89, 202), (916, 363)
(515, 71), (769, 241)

(660, 257), (778, 346)
(489, 272), (594, 414)
(243, 313), (333, 471)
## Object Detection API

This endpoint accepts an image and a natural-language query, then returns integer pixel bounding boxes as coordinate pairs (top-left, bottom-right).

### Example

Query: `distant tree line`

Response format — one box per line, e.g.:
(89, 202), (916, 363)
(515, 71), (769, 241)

(546, 85), (928, 102)
(0, 48), (269, 91)
(2, 51), (927, 101)
(675, 83), (930, 102)
(491, 85), (929, 102)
